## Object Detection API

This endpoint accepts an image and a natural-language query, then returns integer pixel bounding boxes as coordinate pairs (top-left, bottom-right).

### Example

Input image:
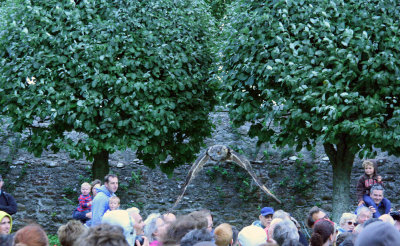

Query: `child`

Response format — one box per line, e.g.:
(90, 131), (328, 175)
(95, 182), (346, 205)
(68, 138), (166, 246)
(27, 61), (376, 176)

(107, 196), (120, 212)
(356, 160), (388, 208)
(72, 182), (92, 223)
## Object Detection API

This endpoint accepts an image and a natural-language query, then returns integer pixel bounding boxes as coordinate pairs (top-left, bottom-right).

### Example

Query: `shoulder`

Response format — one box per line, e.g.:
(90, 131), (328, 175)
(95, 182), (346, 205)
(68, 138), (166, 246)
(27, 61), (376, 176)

(2, 192), (15, 199)
(93, 193), (108, 202)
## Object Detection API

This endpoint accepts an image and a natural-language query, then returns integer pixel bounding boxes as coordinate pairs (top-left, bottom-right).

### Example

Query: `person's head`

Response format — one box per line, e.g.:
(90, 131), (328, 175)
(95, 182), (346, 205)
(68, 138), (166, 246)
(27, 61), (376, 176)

(307, 206), (328, 228)
(272, 210), (290, 220)
(280, 239), (304, 246)
(162, 213), (177, 224)
(74, 223), (129, 246)
(355, 221), (400, 246)
(336, 232), (352, 246)
(370, 184), (385, 205)
(272, 220), (299, 246)
(91, 179), (101, 197)
(310, 220), (334, 246)
(237, 225), (267, 246)
(339, 213), (357, 232)
(143, 213), (164, 242)
(362, 160), (376, 177)
(259, 207), (274, 228)
(13, 224), (49, 246)
(104, 174), (118, 194)
(0, 212), (12, 235)
(101, 210), (135, 245)
(180, 228), (213, 246)
(214, 223), (233, 246)
(337, 232), (356, 246)
(363, 218), (382, 229)
(57, 220), (87, 246)
(356, 207), (372, 225)
(128, 209), (145, 236)
(108, 196), (120, 211)
(267, 218), (283, 240)
(162, 214), (207, 245)
(80, 182), (91, 196)
(379, 214), (395, 225)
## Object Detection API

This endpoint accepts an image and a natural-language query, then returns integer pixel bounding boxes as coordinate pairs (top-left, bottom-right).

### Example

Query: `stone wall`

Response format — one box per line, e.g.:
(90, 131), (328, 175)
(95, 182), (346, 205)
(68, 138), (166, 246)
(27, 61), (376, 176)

(1, 112), (399, 234)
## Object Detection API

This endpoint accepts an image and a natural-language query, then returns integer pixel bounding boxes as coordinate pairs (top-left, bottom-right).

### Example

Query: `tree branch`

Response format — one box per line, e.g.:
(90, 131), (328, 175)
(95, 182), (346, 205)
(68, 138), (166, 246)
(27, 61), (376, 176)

(323, 143), (337, 165)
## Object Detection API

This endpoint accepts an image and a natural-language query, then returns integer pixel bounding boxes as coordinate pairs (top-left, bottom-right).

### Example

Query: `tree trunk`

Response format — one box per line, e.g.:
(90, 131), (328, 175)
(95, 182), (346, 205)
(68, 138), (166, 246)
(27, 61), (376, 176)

(92, 150), (110, 180)
(323, 134), (356, 222)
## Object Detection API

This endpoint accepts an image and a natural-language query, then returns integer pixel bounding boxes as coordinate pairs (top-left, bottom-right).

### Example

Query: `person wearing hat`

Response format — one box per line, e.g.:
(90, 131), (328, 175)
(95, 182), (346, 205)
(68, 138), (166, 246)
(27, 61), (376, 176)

(0, 211), (12, 235)
(252, 207), (274, 233)
(0, 211), (13, 246)
(0, 175), (17, 215)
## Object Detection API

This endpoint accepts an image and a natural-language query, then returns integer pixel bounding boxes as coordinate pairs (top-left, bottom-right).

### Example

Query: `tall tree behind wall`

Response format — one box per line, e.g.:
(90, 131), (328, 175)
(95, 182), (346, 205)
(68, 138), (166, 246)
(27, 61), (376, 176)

(0, 0), (219, 179)
(218, 0), (400, 221)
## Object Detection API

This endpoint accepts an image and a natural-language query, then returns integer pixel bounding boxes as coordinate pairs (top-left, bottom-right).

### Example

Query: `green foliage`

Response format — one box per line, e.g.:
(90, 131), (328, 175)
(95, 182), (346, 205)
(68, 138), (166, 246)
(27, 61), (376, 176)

(48, 234), (61, 246)
(0, 0), (219, 174)
(220, 0), (400, 157)
(291, 158), (317, 196)
(281, 148), (295, 159)
(219, 0), (400, 219)
(130, 170), (142, 186)
(62, 197), (75, 206)
(204, 0), (233, 19)
(62, 186), (75, 197)
(206, 164), (258, 201)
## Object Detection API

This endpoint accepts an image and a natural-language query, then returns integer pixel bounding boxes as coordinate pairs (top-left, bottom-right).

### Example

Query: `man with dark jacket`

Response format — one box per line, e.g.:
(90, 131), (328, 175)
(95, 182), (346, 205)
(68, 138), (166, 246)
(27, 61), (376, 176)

(0, 175), (17, 215)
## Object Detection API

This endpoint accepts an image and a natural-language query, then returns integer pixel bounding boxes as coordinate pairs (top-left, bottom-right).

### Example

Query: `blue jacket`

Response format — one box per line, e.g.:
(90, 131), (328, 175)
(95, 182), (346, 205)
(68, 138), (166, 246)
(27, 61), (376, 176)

(91, 185), (115, 226)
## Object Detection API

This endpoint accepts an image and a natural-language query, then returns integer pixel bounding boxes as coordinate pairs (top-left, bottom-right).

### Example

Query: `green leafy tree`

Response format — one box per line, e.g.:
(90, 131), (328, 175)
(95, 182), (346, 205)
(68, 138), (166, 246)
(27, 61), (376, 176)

(0, 0), (218, 179)
(205, 0), (234, 20)
(219, 0), (400, 221)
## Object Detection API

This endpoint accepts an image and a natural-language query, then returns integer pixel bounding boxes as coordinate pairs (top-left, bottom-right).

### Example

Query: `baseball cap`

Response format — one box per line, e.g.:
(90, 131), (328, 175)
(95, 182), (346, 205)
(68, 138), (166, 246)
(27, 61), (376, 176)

(260, 207), (274, 216)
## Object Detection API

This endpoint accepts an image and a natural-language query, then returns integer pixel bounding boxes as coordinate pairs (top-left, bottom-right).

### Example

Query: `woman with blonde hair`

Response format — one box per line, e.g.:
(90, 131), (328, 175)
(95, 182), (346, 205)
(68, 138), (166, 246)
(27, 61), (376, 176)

(338, 213), (356, 234)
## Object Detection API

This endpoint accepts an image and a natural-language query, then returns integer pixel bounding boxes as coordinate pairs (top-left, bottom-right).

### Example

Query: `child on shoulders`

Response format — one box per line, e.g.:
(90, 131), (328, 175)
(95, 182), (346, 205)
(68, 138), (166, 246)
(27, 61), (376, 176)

(105, 196), (120, 214)
(356, 159), (389, 211)
(72, 182), (92, 223)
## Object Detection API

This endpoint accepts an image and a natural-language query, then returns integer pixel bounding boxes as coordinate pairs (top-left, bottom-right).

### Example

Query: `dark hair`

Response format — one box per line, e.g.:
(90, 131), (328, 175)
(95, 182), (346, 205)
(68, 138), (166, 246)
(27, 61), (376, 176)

(91, 179), (101, 187)
(307, 206), (328, 228)
(336, 232), (352, 246)
(310, 220), (334, 246)
(14, 224), (48, 246)
(180, 228), (213, 246)
(104, 174), (118, 183)
(339, 234), (356, 246)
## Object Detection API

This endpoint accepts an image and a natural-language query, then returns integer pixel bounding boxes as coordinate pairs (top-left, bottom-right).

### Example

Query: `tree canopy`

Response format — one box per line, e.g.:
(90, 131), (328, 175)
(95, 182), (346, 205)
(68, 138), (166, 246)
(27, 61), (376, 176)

(0, 0), (218, 178)
(219, 0), (400, 220)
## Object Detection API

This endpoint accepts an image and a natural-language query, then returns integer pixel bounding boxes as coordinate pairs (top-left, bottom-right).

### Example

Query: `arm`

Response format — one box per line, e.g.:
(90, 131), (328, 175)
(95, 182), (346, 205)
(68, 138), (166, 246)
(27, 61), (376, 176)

(0, 193), (17, 215)
(356, 177), (365, 203)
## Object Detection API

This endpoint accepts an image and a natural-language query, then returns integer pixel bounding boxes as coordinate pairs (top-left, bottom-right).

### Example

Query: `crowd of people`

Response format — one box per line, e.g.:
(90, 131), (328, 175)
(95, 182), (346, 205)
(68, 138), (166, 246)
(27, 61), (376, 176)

(0, 159), (399, 245)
